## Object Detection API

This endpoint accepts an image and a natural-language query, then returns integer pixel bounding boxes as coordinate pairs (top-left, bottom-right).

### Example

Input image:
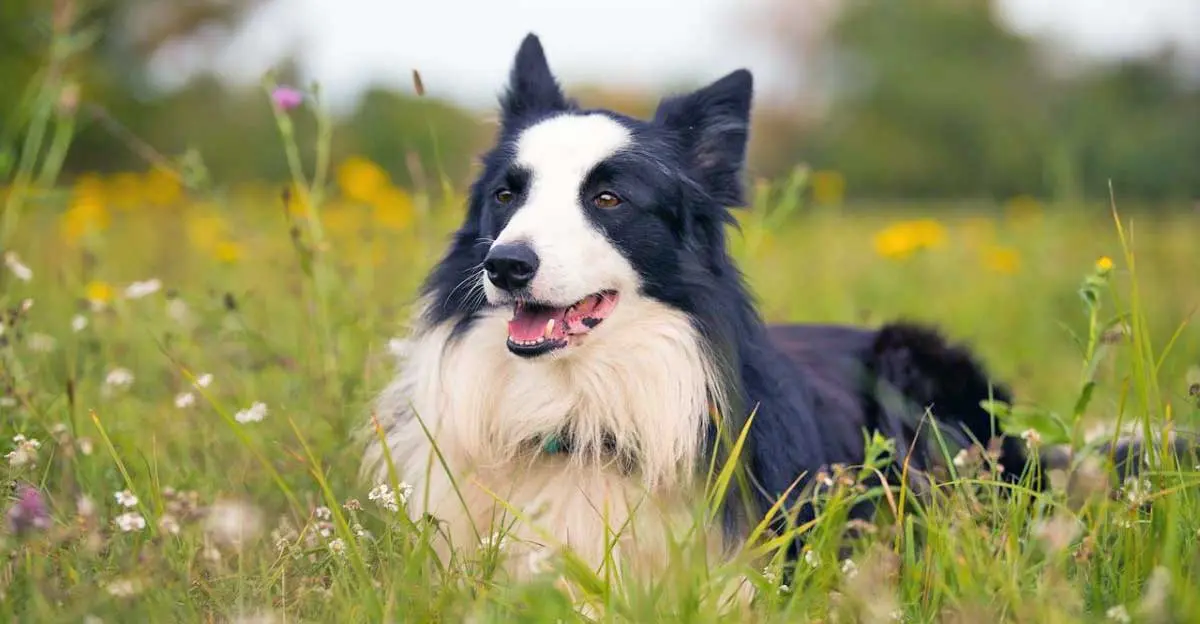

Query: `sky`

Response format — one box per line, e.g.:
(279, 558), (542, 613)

(148, 0), (1200, 112)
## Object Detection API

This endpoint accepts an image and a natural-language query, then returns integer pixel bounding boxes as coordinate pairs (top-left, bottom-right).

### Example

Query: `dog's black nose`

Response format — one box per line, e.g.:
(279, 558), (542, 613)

(484, 242), (539, 291)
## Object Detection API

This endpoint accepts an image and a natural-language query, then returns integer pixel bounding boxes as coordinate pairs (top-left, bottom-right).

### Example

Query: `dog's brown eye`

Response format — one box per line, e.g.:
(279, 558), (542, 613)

(593, 192), (622, 209)
(495, 188), (515, 204)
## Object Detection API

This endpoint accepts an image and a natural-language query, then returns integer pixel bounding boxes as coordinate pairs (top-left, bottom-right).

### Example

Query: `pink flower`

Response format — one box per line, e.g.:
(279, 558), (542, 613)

(7, 484), (50, 535)
(271, 86), (304, 111)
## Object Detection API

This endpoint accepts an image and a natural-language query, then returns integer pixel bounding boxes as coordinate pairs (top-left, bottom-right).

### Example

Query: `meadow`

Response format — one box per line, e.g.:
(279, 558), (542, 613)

(3, 90), (1200, 623)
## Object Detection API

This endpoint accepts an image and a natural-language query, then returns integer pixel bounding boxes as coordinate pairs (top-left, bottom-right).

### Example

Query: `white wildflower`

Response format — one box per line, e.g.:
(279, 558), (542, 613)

(841, 558), (859, 578)
(71, 314), (88, 333)
(0, 396), (15, 408)
(328, 538), (346, 556)
(77, 437), (94, 456)
(952, 449), (970, 468)
(7, 434), (41, 467)
(114, 490), (139, 508)
(1123, 477), (1153, 504)
(104, 367), (135, 390)
(166, 298), (190, 324)
(1020, 428), (1042, 449)
(158, 514), (181, 535)
(351, 523), (368, 538)
(314, 506), (332, 521)
(26, 333), (56, 353)
(204, 499), (263, 548)
(77, 495), (96, 518)
(368, 483), (409, 512)
(4, 251), (32, 281)
(123, 278), (162, 299)
(1105, 605), (1130, 622)
(194, 373), (213, 388)
(804, 549), (820, 568)
(114, 512), (146, 532)
(480, 532), (507, 550)
(174, 392), (196, 409)
(235, 401), (267, 423)
(105, 578), (144, 597)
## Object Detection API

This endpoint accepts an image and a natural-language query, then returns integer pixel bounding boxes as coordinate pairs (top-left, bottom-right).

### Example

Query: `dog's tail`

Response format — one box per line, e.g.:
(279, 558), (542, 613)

(867, 322), (1199, 487)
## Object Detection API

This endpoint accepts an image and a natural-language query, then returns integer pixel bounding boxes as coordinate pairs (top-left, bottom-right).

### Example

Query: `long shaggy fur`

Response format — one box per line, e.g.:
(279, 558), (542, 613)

(360, 33), (1195, 581)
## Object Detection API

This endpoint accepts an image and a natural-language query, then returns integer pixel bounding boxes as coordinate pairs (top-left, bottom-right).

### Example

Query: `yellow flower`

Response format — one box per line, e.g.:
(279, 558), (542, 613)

(872, 219), (947, 261)
(85, 281), (114, 306)
(372, 186), (414, 231)
(142, 167), (183, 206)
(1004, 195), (1043, 226)
(60, 193), (111, 244)
(811, 170), (845, 206)
(107, 172), (143, 210)
(187, 212), (228, 250)
(981, 245), (1021, 275)
(213, 241), (242, 263)
(337, 156), (390, 204)
(1095, 256), (1114, 275)
(321, 202), (366, 239)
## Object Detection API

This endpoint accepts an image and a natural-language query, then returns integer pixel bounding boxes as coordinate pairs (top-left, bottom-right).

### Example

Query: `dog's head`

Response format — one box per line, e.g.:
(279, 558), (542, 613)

(426, 33), (754, 359)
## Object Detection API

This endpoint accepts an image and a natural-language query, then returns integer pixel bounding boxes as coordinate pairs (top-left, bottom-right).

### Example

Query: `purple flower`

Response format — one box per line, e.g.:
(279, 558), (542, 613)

(6, 484), (50, 535)
(271, 86), (304, 111)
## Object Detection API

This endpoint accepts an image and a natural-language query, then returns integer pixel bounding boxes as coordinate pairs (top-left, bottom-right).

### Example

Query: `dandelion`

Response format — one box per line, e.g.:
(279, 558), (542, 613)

(195, 373), (213, 388)
(174, 392), (196, 409)
(981, 244), (1021, 275)
(114, 490), (139, 508)
(7, 434), (41, 467)
(114, 512), (146, 532)
(71, 314), (88, 332)
(123, 278), (162, 299)
(1105, 605), (1130, 623)
(235, 401), (268, 423)
(4, 251), (32, 281)
(6, 484), (51, 534)
(1096, 256), (1114, 276)
(271, 86), (304, 111)
(328, 537), (347, 556)
(872, 219), (947, 261)
(26, 333), (57, 353)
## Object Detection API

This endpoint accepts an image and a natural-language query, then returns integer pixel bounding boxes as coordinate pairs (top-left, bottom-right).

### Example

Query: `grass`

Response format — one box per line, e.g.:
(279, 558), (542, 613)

(4, 28), (1200, 624)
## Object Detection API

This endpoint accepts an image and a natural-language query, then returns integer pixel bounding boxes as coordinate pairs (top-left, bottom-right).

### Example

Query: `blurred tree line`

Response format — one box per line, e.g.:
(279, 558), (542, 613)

(2, 0), (1197, 202)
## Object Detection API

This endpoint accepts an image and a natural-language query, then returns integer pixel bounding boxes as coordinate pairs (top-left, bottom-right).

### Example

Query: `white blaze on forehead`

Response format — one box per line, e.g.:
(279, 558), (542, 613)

(514, 114), (632, 181)
(489, 114), (641, 306)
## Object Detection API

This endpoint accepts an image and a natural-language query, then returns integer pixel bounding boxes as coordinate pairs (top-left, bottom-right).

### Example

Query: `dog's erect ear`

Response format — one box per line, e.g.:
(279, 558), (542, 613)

(653, 69), (754, 206)
(500, 33), (569, 124)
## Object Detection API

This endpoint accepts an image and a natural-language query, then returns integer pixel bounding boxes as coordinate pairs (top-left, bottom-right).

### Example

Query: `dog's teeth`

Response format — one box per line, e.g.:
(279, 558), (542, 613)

(544, 319), (555, 339)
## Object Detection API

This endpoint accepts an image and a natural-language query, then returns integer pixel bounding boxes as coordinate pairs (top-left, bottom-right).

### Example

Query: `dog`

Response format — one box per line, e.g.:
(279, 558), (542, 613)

(360, 33), (1193, 582)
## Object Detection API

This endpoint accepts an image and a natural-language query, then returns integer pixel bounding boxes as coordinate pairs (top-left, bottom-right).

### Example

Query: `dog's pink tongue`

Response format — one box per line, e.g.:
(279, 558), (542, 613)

(508, 305), (565, 342)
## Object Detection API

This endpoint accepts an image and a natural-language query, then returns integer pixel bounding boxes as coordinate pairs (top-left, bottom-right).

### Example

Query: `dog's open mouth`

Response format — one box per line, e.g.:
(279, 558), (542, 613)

(506, 290), (619, 357)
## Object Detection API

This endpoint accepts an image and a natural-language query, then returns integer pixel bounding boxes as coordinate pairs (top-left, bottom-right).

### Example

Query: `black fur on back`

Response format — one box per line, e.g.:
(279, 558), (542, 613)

(408, 33), (1196, 567)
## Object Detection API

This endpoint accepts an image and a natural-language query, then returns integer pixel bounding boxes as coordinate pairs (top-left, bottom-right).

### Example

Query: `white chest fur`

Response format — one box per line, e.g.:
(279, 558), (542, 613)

(362, 297), (726, 578)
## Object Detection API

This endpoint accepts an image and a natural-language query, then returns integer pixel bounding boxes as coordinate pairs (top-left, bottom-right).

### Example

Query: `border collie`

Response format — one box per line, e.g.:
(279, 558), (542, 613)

(361, 34), (1184, 580)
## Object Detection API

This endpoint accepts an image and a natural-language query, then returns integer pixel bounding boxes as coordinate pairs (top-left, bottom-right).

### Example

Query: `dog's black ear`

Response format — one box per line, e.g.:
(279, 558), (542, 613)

(500, 33), (569, 124)
(653, 69), (753, 206)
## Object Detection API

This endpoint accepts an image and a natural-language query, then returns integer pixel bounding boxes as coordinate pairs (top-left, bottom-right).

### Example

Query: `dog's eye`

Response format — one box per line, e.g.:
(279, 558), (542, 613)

(593, 192), (622, 209)
(494, 188), (515, 204)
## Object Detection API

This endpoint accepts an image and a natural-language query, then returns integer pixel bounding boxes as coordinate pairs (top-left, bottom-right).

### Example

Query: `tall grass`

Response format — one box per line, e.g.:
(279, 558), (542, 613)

(3, 10), (1200, 624)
